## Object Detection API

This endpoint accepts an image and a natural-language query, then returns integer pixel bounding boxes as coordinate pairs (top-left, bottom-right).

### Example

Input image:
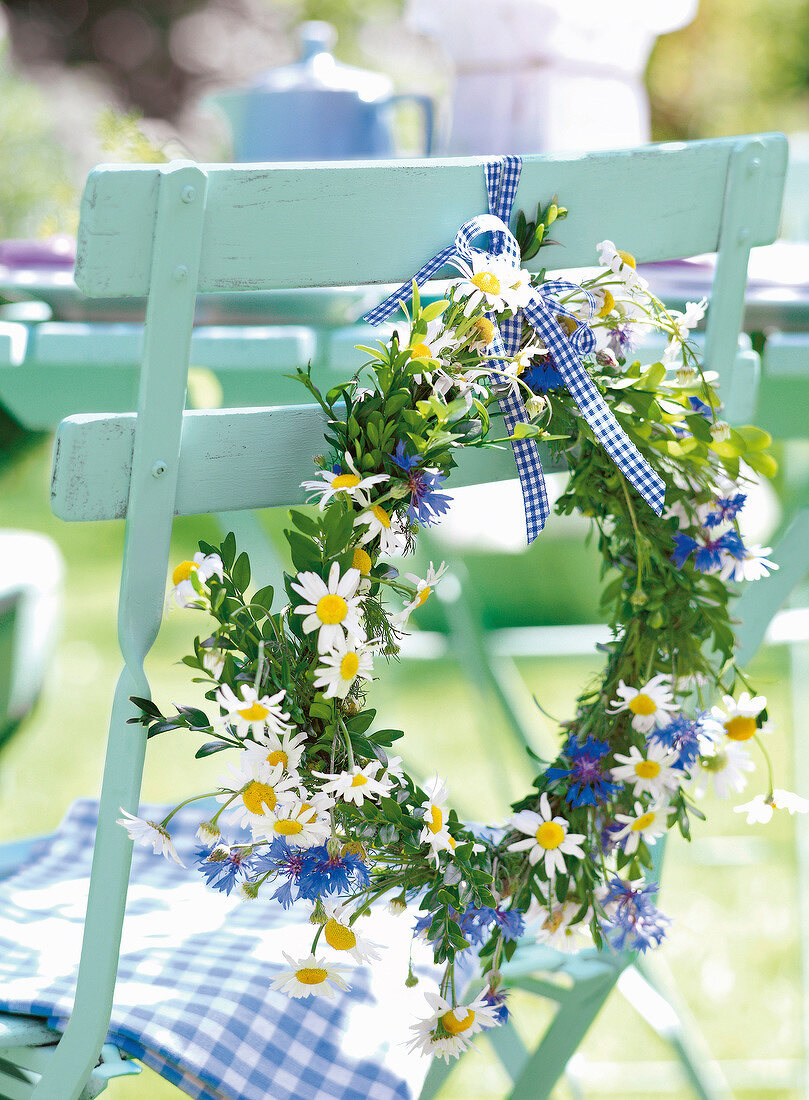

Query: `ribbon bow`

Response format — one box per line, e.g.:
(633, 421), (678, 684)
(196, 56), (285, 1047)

(363, 156), (665, 543)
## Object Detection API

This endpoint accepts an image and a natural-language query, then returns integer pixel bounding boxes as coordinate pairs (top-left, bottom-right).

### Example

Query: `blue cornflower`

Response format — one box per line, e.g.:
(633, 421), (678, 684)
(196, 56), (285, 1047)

(253, 837), (308, 909)
(482, 986), (510, 1024)
(672, 528), (745, 573)
(389, 441), (452, 527)
(688, 395), (714, 419)
(704, 493), (747, 528)
(524, 359), (564, 394)
(296, 844), (371, 900)
(545, 734), (621, 806)
(649, 714), (705, 769)
(195, 843), (254, 895)
(600, 876), (670, 953)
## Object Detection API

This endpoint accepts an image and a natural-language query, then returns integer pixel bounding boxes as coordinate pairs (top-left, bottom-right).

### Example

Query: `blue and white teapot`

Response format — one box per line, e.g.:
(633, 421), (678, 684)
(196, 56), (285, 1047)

(212, 22), (434, 161)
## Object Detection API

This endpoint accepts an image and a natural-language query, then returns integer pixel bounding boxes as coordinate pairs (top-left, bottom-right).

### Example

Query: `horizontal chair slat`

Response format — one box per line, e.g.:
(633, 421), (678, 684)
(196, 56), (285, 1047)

(50, 405), (554, 522)
(75, 135), (787, 298)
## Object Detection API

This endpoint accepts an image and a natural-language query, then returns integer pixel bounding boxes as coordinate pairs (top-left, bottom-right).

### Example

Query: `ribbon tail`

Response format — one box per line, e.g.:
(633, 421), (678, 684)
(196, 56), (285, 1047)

(524, 299), (665, 514)
(485, 314), (549, 544)
(362, 243), (457, 326)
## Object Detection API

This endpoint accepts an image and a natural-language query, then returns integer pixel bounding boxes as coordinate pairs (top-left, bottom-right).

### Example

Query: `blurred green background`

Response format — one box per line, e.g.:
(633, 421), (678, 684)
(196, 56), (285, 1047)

(1, 0), (808, 1097)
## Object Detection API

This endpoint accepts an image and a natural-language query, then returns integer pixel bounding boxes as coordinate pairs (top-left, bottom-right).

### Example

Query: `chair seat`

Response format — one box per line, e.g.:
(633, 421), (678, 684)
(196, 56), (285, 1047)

(0, 800), (440, 1100)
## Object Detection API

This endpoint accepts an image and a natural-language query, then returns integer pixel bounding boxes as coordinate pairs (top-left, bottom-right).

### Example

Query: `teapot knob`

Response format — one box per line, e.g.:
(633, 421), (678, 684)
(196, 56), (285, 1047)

(298, 21), (337, 62)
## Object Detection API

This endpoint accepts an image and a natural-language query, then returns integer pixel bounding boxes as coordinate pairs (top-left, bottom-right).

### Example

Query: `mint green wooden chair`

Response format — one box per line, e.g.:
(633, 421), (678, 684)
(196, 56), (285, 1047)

(0, 135), (787, 1100)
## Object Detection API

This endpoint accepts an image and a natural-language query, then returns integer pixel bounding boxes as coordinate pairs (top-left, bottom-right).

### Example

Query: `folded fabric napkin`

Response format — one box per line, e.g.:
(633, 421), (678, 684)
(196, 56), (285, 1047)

(0, 800), (440, 1100)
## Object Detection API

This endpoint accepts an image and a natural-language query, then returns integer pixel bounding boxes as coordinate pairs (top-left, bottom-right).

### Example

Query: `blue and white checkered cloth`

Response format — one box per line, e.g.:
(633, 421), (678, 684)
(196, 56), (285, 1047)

(363, 155), (665, 543)
(0, 800), (442, 1100)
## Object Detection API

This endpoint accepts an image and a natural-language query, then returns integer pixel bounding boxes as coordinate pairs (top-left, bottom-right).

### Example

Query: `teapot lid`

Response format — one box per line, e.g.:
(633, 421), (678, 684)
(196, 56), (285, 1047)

(249, 22), (391, 101)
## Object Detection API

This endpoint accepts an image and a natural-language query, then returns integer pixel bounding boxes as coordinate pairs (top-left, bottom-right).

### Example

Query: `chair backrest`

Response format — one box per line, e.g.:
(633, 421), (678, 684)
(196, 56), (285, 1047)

(39, 135), (787, 1098)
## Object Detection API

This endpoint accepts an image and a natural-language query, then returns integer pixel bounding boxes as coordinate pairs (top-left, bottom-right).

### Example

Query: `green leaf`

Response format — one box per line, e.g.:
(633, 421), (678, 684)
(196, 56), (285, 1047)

(232, 551), (251, 592)
(510, 422), (543, 440)
(195, 740), (232, 758)
(421, 299), (450, 323)
(289, 509), (320, 537)
(252, 585), (274, 613)
(220, 531), (236, 571)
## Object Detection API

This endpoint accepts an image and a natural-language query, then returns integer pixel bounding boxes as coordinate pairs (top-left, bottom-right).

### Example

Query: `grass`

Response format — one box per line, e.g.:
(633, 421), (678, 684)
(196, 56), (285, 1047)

(0, 434), (805, 1098)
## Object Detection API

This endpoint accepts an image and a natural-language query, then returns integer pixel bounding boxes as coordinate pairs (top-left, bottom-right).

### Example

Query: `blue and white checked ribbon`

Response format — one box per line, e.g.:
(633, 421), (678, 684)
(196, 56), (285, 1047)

(363, 155), (666, 542)
(0, 800), (443, 1100)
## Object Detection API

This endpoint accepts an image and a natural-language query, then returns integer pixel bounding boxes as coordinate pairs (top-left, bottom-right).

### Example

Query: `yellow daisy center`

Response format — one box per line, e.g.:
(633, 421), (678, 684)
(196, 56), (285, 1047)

(371, 504), (391, 529)
(598, 289), (615, 317)
(242, 781), (276, 814)
(266, 749), (288, 768)
(535, 821), (565, 849)
(340, 652), (360, 681)
(238, 701), (269, 722)
(332, 473), (361, 489)
(632, 811), (656, 831)
(428, 806), (444, 834)
(295, 967), (328, 986)
(274, 818), (304, 835)
(441, 1009), (475, 1035)
(542, 910), (565, 934)
(324, 918), (357, 951)
(629, 693), (657, 716)
(471, 271), (500, 295)
(172, 560), (198, 585)
(410, 342), (432, 359)
(634, 760), (661, 779)
(416, 586), (431, 607)
(352, 547), (372, 575)
(350, 774), (369, 787)
(617, 249), (637, 269)
(317, 594), (348, 625)
(472, 316), (495, 344)
(724, 716), (757, 741)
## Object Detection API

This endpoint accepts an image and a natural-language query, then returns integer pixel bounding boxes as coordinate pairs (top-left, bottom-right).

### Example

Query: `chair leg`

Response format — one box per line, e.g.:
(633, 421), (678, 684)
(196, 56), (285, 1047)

(486, 1017), (530, 1081)
(619, 960), (733, 1100)
(505, 972), (618, 1100)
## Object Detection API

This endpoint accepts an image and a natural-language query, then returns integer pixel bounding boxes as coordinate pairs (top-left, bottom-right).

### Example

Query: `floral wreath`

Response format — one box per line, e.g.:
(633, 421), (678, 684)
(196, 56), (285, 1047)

(122, 187), (802, 1062)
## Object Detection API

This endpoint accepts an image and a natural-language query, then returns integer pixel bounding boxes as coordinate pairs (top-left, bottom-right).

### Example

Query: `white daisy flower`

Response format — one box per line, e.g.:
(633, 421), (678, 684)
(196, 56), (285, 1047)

(243, 728), (308, 774)
(313, 761), (385, 807)
(608, 674), (677, 733)
(313, 636), (374, 699)
(467, 313), (498, 351)
(255, 795), (332, 847)
(419, 777), (458, 866)
(711, 692), (767, 743)
(693, 741), (755, 799)
(167, 552), (223, 609)
(454, 252), (532, 316)
(354, 503), (408, 556)
(611, 743), (682, 799)
(506, 793), (586, 877)
(290, 562), (363, 653)
(719, 544), (778, 583)
(270, 952), (351, 1000)
(214, 682), (292, 740)
(735, 788), (809, 824)
(528, 897), (593, 954)
(218, 757), (301, 831)
(301, 451), (388, 511)
(595, 240), (648, 294)
(407, 318), (456, 366)
(510, 340), (548, 376)
(393, 561), (448, 627)
(320, 899), (383, 963)
(117, 808), (185, 867)
(407, 990), (500, 1062)
(613, 800), (674, 854)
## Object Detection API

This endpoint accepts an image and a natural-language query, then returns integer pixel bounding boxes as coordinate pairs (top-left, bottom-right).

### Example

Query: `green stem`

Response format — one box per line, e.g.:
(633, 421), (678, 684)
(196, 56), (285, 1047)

(161, 791), (221, 828)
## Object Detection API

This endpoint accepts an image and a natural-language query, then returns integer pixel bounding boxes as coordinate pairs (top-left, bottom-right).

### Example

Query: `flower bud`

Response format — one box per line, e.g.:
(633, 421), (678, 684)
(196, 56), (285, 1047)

(196, 820), (220, 843)
(388, 894), (407, 916)
(711, 420), (731, 442)
(310, 898), (327, 925)
(405, 967), (419, 988)
(630, 589), (648, 610)
(239, 881), (260, 901)
(525, 395), (546, 420)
